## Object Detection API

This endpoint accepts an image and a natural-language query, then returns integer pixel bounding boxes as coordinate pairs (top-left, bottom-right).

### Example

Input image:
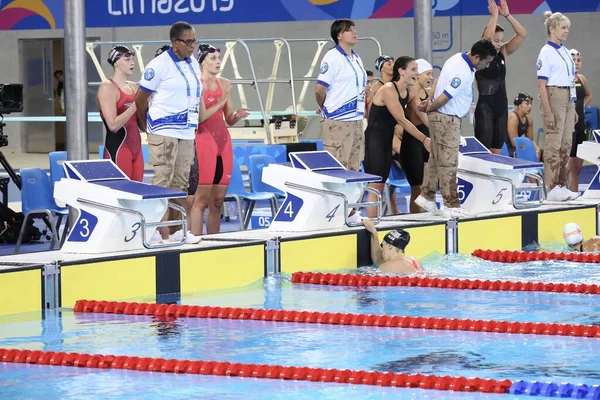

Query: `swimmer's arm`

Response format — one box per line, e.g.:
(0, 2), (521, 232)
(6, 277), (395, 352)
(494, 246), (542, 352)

(98, 82), (137, 133)
(363, 220), (384, 265)
(502, 15), (528, 57)
(383, 87), (428, 143)
(199, 82), (231, 123)
(409, 87), (429, 128)
(580, 74), (592, 106)
(220, 78), (248, 126)
(507, 111), (519, 148)
(134, 89), (151, 132)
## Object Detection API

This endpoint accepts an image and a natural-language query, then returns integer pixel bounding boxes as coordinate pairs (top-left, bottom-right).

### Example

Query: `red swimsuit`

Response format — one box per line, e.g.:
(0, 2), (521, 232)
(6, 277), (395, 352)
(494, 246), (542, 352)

(195, 78), (233, 185)
(101, 80), (144, 182)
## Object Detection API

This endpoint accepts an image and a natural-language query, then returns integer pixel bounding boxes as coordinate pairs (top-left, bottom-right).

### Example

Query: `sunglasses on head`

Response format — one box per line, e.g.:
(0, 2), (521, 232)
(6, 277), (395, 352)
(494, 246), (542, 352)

(175, 38), (198, 46)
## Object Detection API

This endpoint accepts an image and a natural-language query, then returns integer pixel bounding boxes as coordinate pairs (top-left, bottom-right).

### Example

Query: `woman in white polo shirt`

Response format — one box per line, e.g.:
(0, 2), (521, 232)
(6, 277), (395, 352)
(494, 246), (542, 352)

(536, 11), (579, 202)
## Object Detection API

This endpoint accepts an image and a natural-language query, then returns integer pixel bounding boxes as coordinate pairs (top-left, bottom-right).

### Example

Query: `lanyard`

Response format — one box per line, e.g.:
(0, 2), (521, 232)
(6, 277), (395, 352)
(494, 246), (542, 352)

(343, 52), (365, 94)
(554, 46), (575, 80)
(173, 58), (201, 101)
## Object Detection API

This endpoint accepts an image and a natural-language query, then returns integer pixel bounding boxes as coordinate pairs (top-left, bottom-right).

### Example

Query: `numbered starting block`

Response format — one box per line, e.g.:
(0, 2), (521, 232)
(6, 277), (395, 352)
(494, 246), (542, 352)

(54, 160), (187, 254)
(261, 151), (382, 232)
(576, 130), (600, 200)
(457, 138), (545, 214)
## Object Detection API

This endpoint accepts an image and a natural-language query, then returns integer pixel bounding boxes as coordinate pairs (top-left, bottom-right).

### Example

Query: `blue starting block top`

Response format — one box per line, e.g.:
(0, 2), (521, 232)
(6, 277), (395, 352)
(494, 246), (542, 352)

(460, 137), (489, 155)
(289, 151), (381, 183)
(63, 160), (186, 199)
(468, 153), (543, 170)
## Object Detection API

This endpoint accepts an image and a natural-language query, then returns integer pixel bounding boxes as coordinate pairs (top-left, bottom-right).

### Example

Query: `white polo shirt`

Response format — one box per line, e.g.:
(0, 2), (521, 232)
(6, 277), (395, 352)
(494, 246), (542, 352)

(537, 41), (576, 89)
(434, 52), (475, 118)
(139, 48), (202, 140)
(317, 45), (366, 121)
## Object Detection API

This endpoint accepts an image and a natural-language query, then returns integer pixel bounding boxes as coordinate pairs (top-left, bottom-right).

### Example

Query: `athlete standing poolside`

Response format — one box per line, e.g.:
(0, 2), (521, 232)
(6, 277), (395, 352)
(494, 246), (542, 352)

(188, 43), (250, 235)
(98, 45), (143, 181)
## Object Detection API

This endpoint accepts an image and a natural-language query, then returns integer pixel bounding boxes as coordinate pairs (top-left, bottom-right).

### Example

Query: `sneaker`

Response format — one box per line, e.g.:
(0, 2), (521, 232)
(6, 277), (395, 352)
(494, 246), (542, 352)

(347, 211), (363, 224)
(561, 186), (580, 200)
(415, 195), (440, 215)
(149, 230), (164, 245)
(169, 230), (202, 244)
(442, 207), (470, 219)
(546, 186), (570, 202)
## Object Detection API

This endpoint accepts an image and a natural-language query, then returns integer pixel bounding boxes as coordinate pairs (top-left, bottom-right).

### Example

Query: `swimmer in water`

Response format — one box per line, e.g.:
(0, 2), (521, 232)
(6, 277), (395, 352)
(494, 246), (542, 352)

(563, 222), (600, 252)
(362, 219), (422, 274)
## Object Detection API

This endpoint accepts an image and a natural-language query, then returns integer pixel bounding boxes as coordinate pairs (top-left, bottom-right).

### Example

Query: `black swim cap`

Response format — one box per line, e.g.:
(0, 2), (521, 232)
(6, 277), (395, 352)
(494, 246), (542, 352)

(514, 92), (533, 106)
(382, 229), (410, 251)
(197, 43), (220, 64)
(375, 55), (393, 72)
(155, 45), (171, 58)
(107, 45), (134, 66)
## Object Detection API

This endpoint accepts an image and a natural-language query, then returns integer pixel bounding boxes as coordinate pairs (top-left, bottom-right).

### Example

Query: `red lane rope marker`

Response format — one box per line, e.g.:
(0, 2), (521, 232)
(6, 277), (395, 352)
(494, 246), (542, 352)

(472, 249), (600, 264)
(290, 272), (600, 295)
(0, 347), (513, 394)
(73, 300), (600, 339)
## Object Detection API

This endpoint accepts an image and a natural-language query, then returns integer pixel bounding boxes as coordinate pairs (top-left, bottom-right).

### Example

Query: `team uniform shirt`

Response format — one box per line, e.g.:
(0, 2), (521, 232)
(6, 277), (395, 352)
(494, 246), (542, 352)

(536, 41), (576, 100)
(139, 48), (202, 140)
(317, 45), (367, 121)
(434, 52), (475, 118)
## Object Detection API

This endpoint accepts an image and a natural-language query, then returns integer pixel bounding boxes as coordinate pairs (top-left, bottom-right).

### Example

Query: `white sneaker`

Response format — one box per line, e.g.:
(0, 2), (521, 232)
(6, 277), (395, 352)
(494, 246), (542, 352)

(347, 211), (362, 224)
(561, 186), (580, 200)
(442, 207), (470, 219)
(546, 186), (570, 202)
(149, 230), (164, 245)
(415, 195), (440, 215)
(169, 230), (202, 244)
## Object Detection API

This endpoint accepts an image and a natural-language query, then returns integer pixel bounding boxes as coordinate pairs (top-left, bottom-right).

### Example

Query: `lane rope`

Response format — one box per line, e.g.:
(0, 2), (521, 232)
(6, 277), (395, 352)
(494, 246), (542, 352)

(73, 300), (600, 339)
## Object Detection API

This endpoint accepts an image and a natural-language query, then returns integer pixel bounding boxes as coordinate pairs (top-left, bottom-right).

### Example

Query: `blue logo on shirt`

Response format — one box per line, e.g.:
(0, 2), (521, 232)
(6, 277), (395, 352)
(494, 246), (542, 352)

(144, 68), (155, 80)
(450, 77), (461, 88)
(320, 62), (329, 74)
(536, 59), (542, 70)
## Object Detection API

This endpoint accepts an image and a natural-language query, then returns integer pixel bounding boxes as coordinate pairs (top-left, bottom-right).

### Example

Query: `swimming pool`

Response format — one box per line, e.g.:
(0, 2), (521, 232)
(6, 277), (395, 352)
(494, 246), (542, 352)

(0, 254), (598, 399)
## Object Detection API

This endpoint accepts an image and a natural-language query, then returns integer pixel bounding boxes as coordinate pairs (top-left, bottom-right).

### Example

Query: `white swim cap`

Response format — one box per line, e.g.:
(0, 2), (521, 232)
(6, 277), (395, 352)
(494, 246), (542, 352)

(563, 222), (583, 245)
(416, 59), (433, 74)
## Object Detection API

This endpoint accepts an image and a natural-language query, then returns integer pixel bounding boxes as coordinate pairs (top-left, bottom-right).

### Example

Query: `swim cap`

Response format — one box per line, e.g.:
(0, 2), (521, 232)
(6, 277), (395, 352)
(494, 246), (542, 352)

(382, 229), (410, 251)
(197, 43), (220, 64)
(514, 92), (533, 106)
(375, 55), (394, 72)
(155, 45), (170, 58)
(570, 48), (580, 56)
(416, 59), (433, 74)
(563, 222), (583, 246)
(107, 45), (134, 66)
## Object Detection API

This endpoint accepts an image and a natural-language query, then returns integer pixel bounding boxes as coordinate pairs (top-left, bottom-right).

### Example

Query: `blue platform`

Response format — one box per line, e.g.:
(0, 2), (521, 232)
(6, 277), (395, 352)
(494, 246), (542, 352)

(289, 151), (381, 183)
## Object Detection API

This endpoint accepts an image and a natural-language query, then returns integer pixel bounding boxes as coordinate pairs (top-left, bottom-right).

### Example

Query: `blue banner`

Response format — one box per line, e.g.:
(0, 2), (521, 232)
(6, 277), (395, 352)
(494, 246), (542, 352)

(1, 0), (600, 30)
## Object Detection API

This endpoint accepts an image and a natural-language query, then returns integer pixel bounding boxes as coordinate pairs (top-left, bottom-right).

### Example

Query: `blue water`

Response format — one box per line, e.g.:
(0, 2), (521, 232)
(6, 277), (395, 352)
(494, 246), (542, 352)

(1, 254), (600, 399)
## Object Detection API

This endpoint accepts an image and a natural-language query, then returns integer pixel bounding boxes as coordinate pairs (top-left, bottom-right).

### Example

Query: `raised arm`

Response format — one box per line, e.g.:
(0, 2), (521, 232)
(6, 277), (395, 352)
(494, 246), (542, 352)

(362, 219), (384, 265)
(483, 0), (500, 42)
(498, 0), (527, 56)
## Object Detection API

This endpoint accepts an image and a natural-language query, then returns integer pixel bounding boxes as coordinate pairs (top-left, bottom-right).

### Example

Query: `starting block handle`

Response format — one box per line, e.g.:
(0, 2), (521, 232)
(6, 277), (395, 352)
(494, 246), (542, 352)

(77, 198), (188, 249)
(457, 168), (546, 209)
(284, 182), (383, 227)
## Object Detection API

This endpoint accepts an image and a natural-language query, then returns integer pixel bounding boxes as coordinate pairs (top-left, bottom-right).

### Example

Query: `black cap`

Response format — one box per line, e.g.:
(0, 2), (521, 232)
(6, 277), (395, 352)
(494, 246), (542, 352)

(514, 92), (533, 106)
(107, 45), (134, 66)
(197, 43), (220, 64)
(155, 45), (171, 58)
(375, 55), (393, 72)
(382, 229), (410, 251)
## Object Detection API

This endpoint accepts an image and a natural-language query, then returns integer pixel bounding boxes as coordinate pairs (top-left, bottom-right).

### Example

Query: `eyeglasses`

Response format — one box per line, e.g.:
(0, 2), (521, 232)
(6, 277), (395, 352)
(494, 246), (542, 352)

(175, 38), (198, 46)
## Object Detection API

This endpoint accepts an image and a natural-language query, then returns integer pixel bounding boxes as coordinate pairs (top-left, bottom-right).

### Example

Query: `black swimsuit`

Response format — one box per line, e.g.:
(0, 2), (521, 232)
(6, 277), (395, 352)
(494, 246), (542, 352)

(364, 84), (409, 182)
(570, 75), (587, 158)
(474, 52), (508, 150)
(506, 111), (529, 156)
(399, 90), (430, 186)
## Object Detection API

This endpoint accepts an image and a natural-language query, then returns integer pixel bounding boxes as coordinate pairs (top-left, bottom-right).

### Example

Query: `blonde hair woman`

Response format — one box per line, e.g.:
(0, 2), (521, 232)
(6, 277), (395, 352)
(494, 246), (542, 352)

(536, 11), (579, 202)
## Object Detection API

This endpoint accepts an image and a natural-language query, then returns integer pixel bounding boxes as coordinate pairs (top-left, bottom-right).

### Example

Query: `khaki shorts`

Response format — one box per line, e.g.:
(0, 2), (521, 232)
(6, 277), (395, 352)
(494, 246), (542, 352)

(147, 133), (195, 192)
(321, 119), (364, 171)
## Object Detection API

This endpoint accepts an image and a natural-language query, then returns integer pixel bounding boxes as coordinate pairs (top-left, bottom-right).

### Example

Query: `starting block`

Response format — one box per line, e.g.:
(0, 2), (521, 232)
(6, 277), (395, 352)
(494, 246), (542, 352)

(457, 138), (545, 214)
(54, 160), (187, 254)
(261, 151), (382, 232)
(576, 130), (600, 200)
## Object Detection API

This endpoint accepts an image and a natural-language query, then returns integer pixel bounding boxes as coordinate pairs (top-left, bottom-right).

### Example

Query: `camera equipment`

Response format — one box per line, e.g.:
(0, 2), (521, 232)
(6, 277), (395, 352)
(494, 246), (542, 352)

(0, 83), (25, 190)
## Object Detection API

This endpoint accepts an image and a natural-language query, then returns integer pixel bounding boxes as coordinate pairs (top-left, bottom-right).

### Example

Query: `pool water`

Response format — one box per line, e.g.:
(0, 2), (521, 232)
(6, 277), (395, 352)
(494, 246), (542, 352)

(0, 255), (598, 399)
